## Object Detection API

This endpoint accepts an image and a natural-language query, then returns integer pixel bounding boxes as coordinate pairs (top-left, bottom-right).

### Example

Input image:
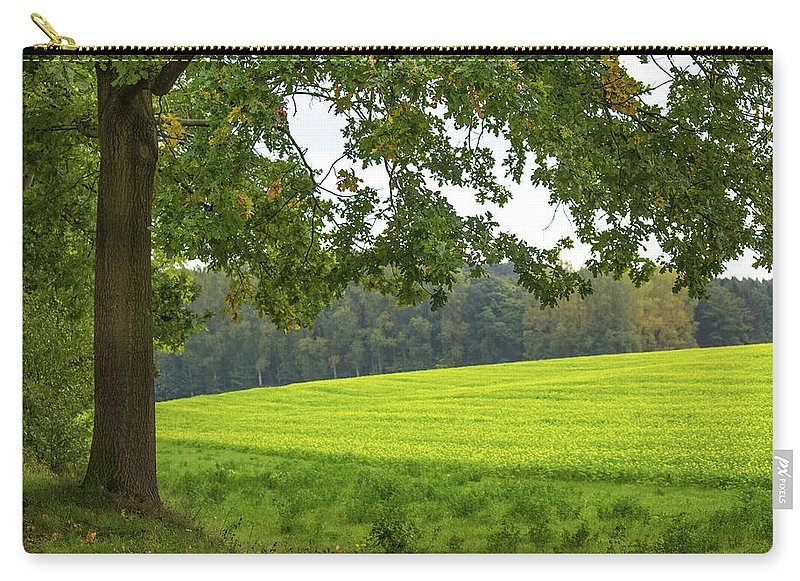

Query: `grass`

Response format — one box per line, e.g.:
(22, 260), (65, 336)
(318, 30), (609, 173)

(155, 344), (772, 553)
(24, 344), (773, 553)
(22, 459), (234, 553)
(155, 443), (772, 553)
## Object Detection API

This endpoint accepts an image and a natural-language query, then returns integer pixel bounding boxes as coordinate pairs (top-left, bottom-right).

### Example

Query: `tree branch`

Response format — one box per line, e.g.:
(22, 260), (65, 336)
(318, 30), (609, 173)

(151, 57), (194, 96)
(36, 116), (210, 140)
(175, 118), (212, 127)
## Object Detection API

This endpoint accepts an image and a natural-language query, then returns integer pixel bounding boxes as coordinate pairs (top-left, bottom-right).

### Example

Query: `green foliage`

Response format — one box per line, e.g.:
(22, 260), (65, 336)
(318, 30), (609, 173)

(22, 289), (93, 472)
(532, 56), (772, 298)
(656, 512), (709, 553)
(105, 58), (169, 87)
(25, 54), (773, 335)
(152, 265), (211, 352)
(560, 520), (592, 552)
(695, 278), (772, 347)
(523, 270), (698, 360)
(487, 522), (523, 552)
(366, 508), (419, 553)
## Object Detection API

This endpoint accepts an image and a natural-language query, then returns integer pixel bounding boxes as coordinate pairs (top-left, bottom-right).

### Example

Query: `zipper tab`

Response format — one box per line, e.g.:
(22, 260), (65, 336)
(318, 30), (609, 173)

(30, 13), (77, 50)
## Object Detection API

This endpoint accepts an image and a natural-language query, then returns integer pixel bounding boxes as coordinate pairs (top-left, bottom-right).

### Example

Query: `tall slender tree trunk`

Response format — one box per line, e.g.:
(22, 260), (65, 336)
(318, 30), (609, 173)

(83, 65), (160, 506)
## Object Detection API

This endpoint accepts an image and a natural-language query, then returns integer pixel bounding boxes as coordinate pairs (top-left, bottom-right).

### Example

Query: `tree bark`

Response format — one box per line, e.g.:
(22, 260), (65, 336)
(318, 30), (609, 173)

(82, 65), (160, 506)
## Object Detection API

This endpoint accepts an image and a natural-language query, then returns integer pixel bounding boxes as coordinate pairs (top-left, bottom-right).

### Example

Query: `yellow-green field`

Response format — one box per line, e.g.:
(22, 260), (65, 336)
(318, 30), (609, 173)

(153, 344), (772, 553)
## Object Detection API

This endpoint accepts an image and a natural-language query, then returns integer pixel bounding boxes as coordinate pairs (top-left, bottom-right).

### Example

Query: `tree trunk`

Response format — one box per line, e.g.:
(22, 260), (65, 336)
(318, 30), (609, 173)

(83, 65), (160, 506)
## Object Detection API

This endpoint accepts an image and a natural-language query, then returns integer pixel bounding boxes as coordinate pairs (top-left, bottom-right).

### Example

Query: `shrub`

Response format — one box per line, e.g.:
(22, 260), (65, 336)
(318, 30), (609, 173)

(447, 488), (485, 517)
(22, 289), (93, 472)
(366, 507), (418, 553)
(560, 520), (592, 552)
(487, 522), (522, 552)
(657, 513), (709, 553)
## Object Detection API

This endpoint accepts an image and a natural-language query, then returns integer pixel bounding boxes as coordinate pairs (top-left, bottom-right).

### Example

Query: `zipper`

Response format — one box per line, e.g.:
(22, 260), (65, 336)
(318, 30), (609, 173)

(30, 13), (77, 50)
(25, 13), (772, 56)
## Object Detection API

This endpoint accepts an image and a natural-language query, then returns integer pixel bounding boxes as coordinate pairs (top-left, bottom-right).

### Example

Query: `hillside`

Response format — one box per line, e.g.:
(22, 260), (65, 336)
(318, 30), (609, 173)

(158, 344), (772, 486)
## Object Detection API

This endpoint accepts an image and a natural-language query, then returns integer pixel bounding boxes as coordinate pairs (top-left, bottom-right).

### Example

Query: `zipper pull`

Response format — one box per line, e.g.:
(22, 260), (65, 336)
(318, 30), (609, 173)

(31, 13), (77, 50)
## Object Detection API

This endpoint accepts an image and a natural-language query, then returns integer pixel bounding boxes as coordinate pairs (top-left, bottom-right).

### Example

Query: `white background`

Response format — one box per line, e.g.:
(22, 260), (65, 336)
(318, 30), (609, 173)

(1, 0), (796, 579)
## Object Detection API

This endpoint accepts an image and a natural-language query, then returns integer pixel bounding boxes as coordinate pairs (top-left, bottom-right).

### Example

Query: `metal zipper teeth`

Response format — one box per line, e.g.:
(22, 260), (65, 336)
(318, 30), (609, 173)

(23, 45), (773, 56)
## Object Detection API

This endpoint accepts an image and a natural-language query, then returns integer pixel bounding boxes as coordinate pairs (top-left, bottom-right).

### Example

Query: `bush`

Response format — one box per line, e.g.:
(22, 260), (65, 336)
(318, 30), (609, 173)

(447, 488), (485, 517)
(560, 520), (592, 552)
(22, 289), (93, 472)
(366, 507), (418, 553)
(487, 522), (522, 552)
(657, 513), (708, 553)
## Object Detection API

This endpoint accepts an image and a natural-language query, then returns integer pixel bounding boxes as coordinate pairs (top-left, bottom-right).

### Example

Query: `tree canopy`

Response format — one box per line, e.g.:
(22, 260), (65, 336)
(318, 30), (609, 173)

(24, 53), (772, 330)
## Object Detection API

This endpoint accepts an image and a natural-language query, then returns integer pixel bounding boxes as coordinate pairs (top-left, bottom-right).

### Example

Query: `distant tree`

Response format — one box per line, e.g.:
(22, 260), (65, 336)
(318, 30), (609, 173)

(720, 278), (773, 344)
(695, 282), (756, 347)
(639, 272), (697, 351)
(523, 288), (590, 359)
(404, 316), (435, 370)
(369, 313), (397, 375)
(296, 336), (330, 380)
(523, 271), (697, 359)
(461, 277), (525, 364)
(583, 275), (643, 355)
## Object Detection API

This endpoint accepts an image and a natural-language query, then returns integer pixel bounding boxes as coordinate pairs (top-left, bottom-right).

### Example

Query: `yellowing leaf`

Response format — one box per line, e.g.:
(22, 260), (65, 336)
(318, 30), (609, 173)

(266, 179), (283, 201)
(160, 114), (187, 150)
(467, 86), (485, 119)
(600, 55), (641, 116)
(227, 105), (247, 125)
(234, 192), (254, 220)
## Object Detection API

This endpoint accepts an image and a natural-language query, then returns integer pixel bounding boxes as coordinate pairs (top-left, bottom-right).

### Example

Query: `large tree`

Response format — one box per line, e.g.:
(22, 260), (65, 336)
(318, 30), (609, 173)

(22, 50), (772, 505)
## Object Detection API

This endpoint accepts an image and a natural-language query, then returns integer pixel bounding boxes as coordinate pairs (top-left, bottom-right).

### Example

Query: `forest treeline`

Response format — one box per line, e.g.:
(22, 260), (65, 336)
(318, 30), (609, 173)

(154, 267), (772, 400)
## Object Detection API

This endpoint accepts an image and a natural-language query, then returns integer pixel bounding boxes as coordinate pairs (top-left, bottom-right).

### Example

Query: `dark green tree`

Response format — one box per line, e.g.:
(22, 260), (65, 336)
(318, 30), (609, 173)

(460, 277), (524, 364)
(695, 282), (756, 347)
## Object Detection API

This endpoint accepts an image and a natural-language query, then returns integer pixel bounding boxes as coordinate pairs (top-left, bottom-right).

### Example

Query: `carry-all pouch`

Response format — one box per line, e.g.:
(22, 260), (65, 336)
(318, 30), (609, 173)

(22, 14), (773, 553)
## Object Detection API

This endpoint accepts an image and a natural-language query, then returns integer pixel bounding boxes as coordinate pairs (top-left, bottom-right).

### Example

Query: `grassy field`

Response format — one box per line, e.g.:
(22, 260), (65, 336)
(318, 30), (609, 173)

(150, 344), (772, 553)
